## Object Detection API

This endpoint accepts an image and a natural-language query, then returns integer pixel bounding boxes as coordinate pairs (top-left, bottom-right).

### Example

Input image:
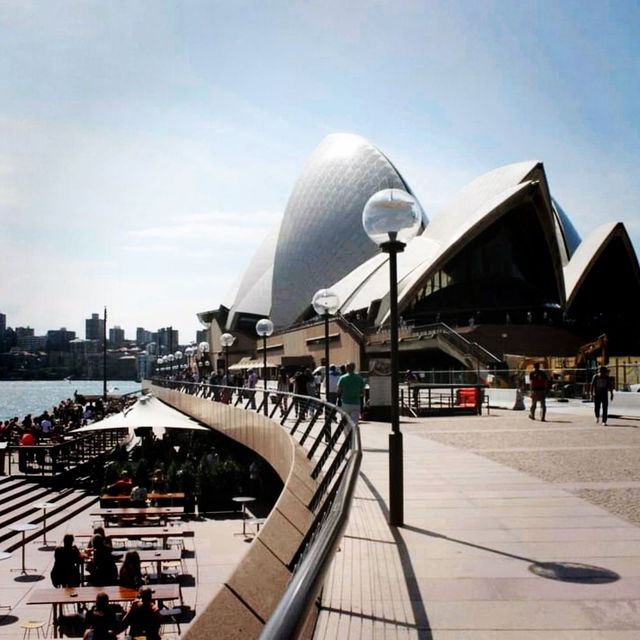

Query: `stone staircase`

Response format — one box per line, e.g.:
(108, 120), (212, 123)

(0, 476), (99, 552)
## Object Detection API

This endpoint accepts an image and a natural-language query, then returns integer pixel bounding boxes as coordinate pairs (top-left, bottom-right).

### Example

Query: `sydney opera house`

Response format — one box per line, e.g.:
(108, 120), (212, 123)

(199, 133), (640, 374)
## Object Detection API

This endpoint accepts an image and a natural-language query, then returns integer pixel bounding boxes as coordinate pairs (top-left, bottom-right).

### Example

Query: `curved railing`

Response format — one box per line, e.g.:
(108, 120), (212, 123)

(150, 379), (362, 638)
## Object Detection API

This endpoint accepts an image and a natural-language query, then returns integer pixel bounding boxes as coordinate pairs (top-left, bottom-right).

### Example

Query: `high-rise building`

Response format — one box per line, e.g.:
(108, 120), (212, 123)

(15, 327), (34, 339)
(136, 327), (153, 345)
(157, 327), (179, 354)
(46, 328), (76, 351)
(17, 334), (47, 352)
(109, 326), (125, 348)
(85, 313), (104, 341)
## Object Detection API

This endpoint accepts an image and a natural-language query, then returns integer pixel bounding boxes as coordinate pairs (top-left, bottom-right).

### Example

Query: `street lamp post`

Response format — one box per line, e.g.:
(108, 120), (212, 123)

(174, 350), (183, 376)
(199, 342), (210, 380)
(220, 333), (235, 381)
(166, 354), (174, 378)
(363, 188), (422, 527)
(256, 319), (274, 415)
(184, 346), (194, 376)
(311, 288), (340, 403)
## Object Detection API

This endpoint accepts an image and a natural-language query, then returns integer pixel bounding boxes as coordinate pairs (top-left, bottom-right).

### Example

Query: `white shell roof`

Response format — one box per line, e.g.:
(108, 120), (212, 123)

(269, 133), (419, 327)
(225, 225), (280, 328)
(424, 161), (539, 246)
(229, 265), (274, 321)
(333, 236), (442, 316)
(564, 222), (618, 304)
(378, 181), (538, 324)
(330, 163), (542, 322)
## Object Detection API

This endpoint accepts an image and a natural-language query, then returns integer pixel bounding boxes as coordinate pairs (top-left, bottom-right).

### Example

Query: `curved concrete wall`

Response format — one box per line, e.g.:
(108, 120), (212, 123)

(150, 385), (318, 639)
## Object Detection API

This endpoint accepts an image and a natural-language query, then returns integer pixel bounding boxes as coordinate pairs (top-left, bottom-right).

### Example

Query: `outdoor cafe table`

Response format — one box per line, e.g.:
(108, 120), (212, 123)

(90, 506), (184, 525)
(76, 526), (193, 548)
(99, 492), (185, 506)
(232, 496), (256, 537)
(135, 548), (182, 579)
(28, 584), (182, 638)
(80, 548), (182, 583)
(8, 522), (38, 574)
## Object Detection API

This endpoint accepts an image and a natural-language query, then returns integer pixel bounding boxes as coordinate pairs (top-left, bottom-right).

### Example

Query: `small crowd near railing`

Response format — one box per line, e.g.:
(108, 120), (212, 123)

(170, 364), (344, 399)
(0, 393), (134, 448)
(0, 394), (136, 476)
(161, 362), (369, 427)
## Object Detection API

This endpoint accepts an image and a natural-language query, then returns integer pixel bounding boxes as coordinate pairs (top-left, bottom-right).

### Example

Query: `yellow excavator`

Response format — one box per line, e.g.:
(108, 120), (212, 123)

(570, 334), (608, 397)
(574, 334), (608, 370)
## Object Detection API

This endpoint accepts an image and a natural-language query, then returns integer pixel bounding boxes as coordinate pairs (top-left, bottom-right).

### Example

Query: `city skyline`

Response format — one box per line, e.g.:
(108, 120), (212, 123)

(1, 1), (638, 339)
(0, 309), (191, 346)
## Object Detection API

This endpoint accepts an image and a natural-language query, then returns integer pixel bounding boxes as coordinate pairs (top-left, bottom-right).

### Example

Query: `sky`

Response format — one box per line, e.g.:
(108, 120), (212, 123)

(1, 0), (638, 343)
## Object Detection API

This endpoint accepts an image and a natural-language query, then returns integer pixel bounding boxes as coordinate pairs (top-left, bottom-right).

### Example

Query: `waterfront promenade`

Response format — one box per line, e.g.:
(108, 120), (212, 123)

(316, 402), (640, 639)
(1, 399), (639, 638)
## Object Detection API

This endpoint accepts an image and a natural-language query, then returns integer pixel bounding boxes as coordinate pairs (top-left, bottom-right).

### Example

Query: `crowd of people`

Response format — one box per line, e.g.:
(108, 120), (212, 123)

(50, 529), (163, 640)
(0, 394), (135, 445)
(168, 361), (366, 425)
(0, 394), (137, 474)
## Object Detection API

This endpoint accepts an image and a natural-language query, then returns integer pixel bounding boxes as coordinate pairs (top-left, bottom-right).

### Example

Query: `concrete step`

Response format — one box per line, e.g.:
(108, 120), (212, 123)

(0, 477), (29, 495)
(0, 482), (98, 551)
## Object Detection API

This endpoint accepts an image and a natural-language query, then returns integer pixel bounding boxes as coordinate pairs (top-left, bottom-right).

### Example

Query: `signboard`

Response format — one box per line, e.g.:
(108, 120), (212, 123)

(368, 358), (391, 406)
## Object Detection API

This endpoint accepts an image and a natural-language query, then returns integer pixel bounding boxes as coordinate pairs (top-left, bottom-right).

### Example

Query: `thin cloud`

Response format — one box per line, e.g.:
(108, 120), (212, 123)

(129, 210), (281, 243)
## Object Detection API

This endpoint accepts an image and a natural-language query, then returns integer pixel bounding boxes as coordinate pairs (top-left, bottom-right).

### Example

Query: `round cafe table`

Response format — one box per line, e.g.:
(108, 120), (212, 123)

(232, 496), (256, 537)
(35, 502), (56, 547)
(8, 522), (38, 574)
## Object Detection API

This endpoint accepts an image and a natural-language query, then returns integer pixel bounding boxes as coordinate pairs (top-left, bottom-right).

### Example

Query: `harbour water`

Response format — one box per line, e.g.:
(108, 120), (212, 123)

(0, 380), (141, 421)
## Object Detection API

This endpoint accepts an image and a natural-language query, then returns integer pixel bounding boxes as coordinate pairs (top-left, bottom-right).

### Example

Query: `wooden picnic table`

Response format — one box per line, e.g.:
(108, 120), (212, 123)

(76, 526), (193, 549)
(99, 492), (185, 506)
(80, 548), (182, 582)
(90, 506), (184, 525)
(28, 584), (182, 638)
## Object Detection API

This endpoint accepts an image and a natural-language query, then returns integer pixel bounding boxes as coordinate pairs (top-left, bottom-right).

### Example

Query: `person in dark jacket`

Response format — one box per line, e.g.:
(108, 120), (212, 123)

(591, 366), (615, 426)
(529, 362), (549, 421)
(83, 592), (118, 640)
(120, 586), (162, 640)
(85, 534), (118, 586)
(50, 534), (82, 588)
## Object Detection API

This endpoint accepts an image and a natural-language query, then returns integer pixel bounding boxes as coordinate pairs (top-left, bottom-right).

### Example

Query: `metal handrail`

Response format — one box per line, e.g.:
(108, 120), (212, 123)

(261, 428), (361, 639)
(152, 379), (362, 638)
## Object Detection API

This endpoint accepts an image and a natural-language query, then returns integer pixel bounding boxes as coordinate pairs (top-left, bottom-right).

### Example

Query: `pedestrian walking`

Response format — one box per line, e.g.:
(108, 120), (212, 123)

(338, 362), (365, 427)
(529, 362), (549, 421)
(591, 365), (614, 425)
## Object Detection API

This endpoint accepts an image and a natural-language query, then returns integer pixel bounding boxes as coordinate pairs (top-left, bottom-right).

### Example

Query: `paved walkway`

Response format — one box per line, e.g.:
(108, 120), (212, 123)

(316, 405), (640, 639)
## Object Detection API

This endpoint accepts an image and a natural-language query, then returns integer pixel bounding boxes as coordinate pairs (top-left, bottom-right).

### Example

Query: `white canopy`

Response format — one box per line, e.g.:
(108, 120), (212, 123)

(229, 356), (279, 371)
(71, 394), (209, 438)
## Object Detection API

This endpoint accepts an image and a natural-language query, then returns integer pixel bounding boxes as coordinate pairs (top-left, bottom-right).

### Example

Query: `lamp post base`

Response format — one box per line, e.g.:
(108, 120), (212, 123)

(389, 430), (404, 526)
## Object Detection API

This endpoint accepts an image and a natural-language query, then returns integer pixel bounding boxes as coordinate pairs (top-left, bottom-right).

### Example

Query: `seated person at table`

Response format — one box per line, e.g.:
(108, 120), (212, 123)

(151, 468), (167, 493)
(106, 470), (132, 495)
(50, 533), (82, 587)
(88, 526), (113, 553)
(118, 550), (144, 589)
(130, 483), (148, 508)
(83, 592), (118, 640)
(120, 586), (162, 640)
(85, 534), (118, 586)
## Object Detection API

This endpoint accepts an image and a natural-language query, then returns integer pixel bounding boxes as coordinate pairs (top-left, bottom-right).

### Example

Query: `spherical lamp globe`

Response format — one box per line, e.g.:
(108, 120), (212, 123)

(362, 188), (423, 247)
(312, 288), (340, 316)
